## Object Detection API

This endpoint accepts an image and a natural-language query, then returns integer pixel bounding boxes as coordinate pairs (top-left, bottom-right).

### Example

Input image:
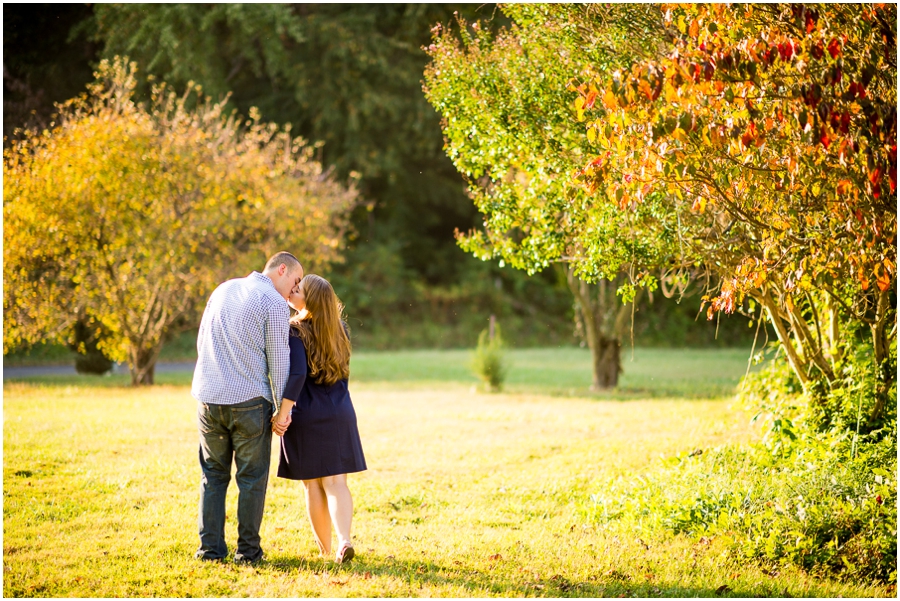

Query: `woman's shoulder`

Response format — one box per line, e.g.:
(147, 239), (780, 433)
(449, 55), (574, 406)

(288, 326), (306, 348)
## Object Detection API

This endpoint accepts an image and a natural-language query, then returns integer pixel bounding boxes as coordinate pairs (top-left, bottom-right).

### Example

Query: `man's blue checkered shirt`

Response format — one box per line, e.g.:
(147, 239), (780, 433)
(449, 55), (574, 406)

(191, 271), (290, 410)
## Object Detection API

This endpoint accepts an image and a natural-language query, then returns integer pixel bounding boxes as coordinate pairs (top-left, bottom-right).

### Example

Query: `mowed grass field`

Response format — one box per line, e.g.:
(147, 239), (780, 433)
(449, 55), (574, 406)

(3, 348), (890, 597)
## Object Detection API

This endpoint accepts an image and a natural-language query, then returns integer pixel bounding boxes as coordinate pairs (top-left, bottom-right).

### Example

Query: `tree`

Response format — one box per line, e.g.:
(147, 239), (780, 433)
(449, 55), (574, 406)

(83, 5), (590, 351)
(574, 4), (896, 423)
(4, 58), (356, 384)
(89, 4), (493, 284)
(428, 4), (896, 415)
(425, 4), (668, 388)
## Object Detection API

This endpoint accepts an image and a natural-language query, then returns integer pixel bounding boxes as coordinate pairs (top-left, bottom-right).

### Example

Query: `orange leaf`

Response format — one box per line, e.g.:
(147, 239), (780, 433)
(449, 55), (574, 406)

(602, 90), (618, 109)
(836, 179), (852, 195)
(689, 19), (700, 38)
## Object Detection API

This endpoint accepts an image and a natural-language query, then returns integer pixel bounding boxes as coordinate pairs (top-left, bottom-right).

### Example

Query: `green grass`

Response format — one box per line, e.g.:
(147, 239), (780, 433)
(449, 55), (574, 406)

(3, 349), (891, 597)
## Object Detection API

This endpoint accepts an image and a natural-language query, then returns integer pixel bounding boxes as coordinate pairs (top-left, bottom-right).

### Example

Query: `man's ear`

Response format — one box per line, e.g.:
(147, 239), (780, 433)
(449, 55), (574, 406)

(278, 263), (287, 276)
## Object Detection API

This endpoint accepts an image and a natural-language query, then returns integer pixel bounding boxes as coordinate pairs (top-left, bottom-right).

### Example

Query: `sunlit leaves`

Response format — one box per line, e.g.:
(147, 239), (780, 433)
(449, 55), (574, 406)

(568, 3), (896, 394)
(3, 58), (356, 382)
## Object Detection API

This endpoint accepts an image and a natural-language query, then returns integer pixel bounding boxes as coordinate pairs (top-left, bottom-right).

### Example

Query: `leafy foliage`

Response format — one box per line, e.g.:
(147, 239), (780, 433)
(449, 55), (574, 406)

(90, 4), (492, 284)
(427, 3), (896, 408)
(574, 3), (896, 418)
(586, 415), (897, 583)
(587, 336), (897, 583)
(424, 5), (671, 387)
(3, 58), (356, 384)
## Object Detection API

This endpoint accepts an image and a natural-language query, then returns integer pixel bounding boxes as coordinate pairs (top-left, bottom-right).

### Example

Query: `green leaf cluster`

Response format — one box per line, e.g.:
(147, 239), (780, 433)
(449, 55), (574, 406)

(424, 5), (669, 285)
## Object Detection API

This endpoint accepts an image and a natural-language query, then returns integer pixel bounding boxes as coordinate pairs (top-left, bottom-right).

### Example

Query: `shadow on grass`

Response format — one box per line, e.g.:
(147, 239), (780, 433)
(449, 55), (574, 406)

(256, 551), (772, 597)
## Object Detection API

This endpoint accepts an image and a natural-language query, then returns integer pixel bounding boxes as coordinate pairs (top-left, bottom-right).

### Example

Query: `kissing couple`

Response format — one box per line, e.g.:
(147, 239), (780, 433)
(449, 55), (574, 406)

(191, 252), (367, 564)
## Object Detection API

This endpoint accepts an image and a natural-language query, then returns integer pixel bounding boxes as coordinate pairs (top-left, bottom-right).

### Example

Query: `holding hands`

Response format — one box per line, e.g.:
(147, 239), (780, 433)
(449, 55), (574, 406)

(272, 400), (295, 436)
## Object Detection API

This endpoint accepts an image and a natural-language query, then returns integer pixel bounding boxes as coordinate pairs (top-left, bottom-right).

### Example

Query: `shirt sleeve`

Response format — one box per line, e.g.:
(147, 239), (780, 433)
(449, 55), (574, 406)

(265, 299), (291, 410)
(283, 335), (308, 403)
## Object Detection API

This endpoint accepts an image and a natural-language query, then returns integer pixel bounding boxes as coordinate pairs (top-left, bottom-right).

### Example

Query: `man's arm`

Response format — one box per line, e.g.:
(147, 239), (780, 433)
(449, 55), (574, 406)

(264, 300), (291, 412)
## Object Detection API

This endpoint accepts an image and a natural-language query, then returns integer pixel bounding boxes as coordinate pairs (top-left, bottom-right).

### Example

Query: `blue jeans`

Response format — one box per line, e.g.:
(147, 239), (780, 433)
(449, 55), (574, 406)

(197, 397), (273, 562)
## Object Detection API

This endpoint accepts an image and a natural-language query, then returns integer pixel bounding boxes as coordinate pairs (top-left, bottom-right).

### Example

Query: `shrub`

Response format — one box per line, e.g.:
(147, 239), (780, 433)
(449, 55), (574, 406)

(470, 321), (508, 392)
(70, 318), (113, 375)
(582, 340), (898, 584)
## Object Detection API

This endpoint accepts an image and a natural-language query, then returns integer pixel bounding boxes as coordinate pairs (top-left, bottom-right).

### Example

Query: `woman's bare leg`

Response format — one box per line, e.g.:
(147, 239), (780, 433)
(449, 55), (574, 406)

(320, 474), (353, 550)
(302, 479), (332, 556)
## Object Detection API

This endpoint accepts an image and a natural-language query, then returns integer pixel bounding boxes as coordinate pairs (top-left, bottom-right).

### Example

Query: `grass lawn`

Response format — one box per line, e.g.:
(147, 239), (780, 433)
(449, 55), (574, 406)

(3, 348), (890, 597)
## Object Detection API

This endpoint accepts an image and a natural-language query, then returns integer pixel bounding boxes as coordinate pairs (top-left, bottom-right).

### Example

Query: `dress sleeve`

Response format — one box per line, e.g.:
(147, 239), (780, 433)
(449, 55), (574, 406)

(283, 334), (308, 403)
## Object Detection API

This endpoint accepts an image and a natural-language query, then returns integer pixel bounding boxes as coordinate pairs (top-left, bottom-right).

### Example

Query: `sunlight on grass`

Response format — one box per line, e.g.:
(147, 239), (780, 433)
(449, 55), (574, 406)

(3, 349), (889, 597)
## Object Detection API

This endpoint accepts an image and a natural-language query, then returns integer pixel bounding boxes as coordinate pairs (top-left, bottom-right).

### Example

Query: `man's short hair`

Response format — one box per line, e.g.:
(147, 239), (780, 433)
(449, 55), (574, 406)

(264, 251), (301, 274)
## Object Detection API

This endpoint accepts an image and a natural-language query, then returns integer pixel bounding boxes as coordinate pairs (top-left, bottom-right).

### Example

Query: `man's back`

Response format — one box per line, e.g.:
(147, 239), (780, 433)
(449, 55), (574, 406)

(191, 272), (290, 407)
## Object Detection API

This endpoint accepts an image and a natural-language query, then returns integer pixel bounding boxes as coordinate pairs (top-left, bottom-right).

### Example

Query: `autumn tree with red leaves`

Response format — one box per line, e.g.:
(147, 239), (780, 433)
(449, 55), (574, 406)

(577, 3), (895, 423)
(428, 4), (895, 420)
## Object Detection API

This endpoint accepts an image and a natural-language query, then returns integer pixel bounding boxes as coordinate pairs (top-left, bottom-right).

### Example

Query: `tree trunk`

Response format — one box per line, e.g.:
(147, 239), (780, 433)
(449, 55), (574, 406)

(591, 335), (621, 389)
(868, 288), (893, 426)
(563, 266), (624, 390)
(129, 343), (161, 386)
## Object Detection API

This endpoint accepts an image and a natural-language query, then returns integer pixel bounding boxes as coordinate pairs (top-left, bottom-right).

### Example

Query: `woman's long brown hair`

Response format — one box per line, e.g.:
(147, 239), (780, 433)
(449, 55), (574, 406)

(290, 274), (351, 385)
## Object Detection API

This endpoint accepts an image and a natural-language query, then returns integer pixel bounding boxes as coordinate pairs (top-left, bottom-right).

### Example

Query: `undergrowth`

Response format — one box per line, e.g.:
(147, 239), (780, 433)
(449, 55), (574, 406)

(583, 342), (898, 585)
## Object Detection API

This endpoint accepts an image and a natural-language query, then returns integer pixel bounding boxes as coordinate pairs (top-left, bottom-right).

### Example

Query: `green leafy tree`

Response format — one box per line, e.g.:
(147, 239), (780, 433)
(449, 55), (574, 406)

(425, 4), (668, 388)
(4, 58), (356, 384)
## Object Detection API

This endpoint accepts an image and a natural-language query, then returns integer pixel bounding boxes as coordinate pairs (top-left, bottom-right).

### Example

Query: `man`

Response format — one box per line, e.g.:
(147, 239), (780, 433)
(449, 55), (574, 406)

(191, 251), (303, 563)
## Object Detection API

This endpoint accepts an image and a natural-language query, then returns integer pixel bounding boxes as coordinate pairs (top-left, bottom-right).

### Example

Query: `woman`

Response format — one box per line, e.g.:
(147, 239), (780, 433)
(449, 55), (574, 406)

(272, 274), (366, 564)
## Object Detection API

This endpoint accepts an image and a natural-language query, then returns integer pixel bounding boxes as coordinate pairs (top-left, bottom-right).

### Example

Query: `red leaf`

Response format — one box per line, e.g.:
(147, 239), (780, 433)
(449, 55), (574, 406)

(583, 90), (598, 110)
(827, 38), (841, 59)
(819, 126), (831, 149)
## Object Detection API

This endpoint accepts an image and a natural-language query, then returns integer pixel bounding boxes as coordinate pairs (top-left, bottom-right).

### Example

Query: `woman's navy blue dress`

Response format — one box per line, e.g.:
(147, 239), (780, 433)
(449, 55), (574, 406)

(277, 332), (366, 480)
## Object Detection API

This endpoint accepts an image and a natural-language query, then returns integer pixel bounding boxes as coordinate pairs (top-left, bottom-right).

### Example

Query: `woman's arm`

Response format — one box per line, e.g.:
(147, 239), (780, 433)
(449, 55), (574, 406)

(272, 334), (308, 436)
